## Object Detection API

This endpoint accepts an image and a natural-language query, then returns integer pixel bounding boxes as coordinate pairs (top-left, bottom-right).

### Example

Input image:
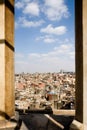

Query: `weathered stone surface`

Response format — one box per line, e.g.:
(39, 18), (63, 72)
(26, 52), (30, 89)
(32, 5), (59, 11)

(70, 120), (83, 130)
(0, 120), (16, 130)
(0, 0), (15, 122)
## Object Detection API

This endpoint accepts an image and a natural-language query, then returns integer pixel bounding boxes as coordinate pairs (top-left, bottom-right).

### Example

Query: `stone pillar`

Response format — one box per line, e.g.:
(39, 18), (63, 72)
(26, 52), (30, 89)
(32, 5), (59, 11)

(0, 0), (16, 129)
(70, 0), (87, 129)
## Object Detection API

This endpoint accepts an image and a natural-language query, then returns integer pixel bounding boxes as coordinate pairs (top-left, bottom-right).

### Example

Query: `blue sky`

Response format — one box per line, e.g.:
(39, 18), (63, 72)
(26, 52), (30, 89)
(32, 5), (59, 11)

(15, 0), (75, 73)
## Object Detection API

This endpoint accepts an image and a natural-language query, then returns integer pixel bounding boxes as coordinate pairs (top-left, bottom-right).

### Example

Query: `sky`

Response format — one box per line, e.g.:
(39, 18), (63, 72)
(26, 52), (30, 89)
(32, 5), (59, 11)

(15, 0), (75, 73)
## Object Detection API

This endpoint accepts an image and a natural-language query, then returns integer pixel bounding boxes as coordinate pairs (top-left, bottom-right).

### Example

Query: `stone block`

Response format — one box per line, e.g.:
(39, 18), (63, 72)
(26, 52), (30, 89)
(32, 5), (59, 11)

(0, 120), (16, 130)
(70, 120), (83, 130)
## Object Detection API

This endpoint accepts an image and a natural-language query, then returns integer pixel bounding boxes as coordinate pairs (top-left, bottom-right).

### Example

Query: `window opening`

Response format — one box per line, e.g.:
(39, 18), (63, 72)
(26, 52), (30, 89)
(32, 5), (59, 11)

(15, 0), (75, 113)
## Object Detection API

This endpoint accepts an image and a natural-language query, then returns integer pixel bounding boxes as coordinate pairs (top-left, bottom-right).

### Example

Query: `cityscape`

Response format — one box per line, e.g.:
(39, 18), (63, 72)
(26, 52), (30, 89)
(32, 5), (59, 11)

(14, 0), (75, 129)
(15, 0), (75, 111)
(0, 0), (87, 130)
(15, 71), (75, 111)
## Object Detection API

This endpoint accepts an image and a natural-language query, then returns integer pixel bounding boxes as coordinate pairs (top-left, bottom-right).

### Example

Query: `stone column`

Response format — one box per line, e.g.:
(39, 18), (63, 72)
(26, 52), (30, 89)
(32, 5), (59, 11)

(70, 0), (87, 129)
(0, 0), (16, 129)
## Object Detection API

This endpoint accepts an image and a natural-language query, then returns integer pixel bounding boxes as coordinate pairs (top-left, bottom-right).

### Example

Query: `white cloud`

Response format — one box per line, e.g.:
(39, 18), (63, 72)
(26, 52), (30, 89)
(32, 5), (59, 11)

(15, 0), (69, 22)
(15, 0), (31, 9)
(43, 0), (69, 21)
(15, 0), (30, 9)
(15, 61), (28, 65)
(22, 0), (30, 3)
(43, 38), (55, 43)
(23, 2), (40, 16)
(16, 17), (44, 28)
(30, 43), (74, 59)
(68, 52), (75, 59)
(53, 44), (74, 55)
(15, 1), (24, 9)
(15, 43), (75, 73)
(28, 43), (74, 72)
(15, 53), (24, 58)
(29, 53), (41, 58)
(36, 35), (58, 43)
(40, 24), (67, 35)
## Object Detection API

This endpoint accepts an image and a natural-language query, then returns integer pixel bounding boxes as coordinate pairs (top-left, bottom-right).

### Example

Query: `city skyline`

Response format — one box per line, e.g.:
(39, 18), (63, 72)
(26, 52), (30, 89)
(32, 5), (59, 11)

(15, 0), (75, 73)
